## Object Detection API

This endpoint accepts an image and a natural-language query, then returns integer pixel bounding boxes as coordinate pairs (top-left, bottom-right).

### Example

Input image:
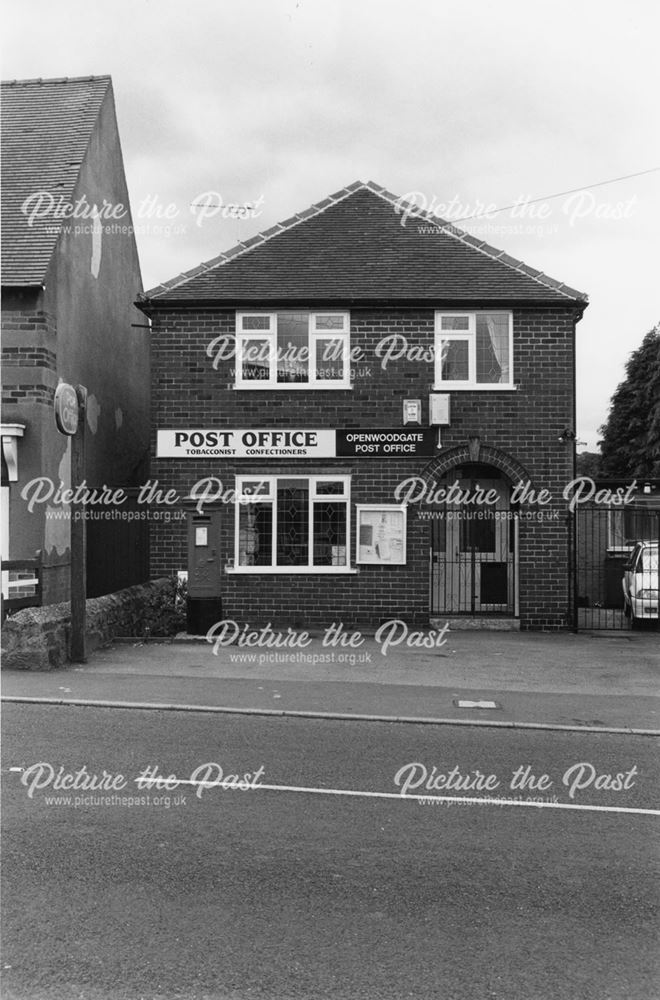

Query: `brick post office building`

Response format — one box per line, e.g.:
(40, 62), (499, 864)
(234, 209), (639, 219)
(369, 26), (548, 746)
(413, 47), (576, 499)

(138, 181), (587, 631)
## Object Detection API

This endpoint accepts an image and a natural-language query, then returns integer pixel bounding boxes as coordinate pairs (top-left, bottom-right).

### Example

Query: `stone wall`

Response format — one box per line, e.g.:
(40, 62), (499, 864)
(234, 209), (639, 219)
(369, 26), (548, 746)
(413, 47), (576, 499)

(1, 579), (171, 670)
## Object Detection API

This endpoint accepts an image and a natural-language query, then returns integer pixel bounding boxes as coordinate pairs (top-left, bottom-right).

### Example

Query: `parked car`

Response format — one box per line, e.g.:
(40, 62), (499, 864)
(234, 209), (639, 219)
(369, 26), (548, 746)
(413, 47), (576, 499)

(622, 542), (659, 627)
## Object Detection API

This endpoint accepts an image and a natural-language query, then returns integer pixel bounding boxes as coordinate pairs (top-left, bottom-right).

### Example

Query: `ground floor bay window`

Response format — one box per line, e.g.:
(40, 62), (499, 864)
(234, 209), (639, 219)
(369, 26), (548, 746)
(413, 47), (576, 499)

(234, 475), (351, 571)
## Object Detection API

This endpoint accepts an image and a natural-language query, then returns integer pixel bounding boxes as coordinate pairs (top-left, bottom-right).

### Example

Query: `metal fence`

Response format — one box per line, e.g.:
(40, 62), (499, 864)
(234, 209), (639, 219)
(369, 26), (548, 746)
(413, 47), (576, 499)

(575, 506), (659, 630)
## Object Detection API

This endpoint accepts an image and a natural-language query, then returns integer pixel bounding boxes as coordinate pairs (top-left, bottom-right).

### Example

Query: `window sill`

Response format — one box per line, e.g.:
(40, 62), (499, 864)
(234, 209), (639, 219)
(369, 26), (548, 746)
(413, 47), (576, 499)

(433, 384), (518, 392)
(225, 566), (359, 575)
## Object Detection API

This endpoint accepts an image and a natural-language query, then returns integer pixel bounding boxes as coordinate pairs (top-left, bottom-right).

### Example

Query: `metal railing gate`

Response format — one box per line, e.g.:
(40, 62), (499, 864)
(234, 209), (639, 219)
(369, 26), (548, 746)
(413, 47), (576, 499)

(430, 507), (518, 617)
(575, 506), (659, 630)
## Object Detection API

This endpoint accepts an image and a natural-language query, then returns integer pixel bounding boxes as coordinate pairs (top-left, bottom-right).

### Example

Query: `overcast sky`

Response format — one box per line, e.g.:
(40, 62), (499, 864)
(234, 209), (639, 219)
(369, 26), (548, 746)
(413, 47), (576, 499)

(3, 0), (659, 450)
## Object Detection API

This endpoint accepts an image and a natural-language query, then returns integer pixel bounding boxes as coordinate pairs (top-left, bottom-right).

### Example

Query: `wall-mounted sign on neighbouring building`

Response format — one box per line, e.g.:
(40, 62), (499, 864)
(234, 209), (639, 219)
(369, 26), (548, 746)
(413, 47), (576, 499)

(54, 383), (79, 436)
(157, 428), (439, 459)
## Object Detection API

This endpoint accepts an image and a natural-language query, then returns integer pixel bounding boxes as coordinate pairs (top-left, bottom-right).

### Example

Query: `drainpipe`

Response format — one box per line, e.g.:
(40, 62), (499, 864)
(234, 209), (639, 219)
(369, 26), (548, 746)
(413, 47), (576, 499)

(571, 312), (578, 633)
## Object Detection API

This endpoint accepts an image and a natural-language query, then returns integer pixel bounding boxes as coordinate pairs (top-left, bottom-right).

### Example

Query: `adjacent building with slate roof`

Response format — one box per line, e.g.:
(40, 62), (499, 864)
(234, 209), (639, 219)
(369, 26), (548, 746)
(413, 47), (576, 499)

(138, 180), (588, 631)
(2, 76), (149, 607)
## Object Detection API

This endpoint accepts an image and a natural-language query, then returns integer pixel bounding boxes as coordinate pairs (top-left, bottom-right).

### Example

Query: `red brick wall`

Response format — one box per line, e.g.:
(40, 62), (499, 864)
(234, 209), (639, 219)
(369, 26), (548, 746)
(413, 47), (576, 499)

(1, 305), (57, 409)
(148, 305), (578, 629)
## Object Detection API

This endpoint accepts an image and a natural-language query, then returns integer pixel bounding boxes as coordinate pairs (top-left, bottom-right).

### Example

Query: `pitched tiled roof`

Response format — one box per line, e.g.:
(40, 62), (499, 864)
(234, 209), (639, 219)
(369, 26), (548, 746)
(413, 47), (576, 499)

(1, 75), (111, 286)
(141, 180), (588, 306)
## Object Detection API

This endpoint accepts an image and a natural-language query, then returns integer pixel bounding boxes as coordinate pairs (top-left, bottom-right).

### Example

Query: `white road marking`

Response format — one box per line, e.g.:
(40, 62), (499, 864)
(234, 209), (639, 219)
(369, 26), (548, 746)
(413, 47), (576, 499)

(5, 764), (658, 815)
(456, 700), (499, 709)
(6, 764), (658, 815)
(170, 778), (660, 816)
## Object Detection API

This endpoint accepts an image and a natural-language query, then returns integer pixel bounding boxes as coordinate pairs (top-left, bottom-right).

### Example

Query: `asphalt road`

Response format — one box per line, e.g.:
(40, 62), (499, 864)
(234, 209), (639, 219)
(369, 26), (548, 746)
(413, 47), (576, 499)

(2, 704), (659, 1000)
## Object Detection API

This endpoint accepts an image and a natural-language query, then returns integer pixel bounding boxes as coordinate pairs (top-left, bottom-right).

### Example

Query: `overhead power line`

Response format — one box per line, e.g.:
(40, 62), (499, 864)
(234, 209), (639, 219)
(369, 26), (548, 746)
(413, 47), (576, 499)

(422, 166), (660, 225)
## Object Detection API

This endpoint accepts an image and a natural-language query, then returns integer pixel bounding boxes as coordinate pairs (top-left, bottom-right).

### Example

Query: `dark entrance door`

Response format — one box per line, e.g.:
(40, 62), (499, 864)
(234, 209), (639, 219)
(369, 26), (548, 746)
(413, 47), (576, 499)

(186, 509), (223, 634)
(430, 466), (517, 616)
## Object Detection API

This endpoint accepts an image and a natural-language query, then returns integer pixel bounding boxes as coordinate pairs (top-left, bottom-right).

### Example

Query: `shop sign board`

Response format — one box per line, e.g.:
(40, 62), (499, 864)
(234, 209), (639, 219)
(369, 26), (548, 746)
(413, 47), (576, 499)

(157, 429), (336, 459)
(157, 428), (438, 459)
(336, 429), (436, 457)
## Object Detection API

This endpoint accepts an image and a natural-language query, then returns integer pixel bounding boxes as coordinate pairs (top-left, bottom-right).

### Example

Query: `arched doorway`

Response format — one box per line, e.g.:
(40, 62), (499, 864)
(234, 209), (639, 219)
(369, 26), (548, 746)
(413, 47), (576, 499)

(429, 462), (518, 617)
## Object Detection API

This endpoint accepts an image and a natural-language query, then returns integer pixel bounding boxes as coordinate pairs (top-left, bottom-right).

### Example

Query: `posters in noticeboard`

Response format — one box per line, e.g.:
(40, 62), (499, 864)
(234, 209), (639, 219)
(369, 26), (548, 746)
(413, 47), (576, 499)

(356, 505), (407, 565)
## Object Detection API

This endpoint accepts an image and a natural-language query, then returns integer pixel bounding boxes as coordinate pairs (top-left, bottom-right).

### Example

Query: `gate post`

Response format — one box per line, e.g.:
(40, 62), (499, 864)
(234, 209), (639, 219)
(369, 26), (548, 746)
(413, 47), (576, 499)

(569, 509), (578, 632)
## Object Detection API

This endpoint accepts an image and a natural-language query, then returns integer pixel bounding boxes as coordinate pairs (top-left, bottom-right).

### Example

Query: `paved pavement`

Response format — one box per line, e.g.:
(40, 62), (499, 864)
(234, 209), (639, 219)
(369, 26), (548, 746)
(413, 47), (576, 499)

(2, 628), (659, 732)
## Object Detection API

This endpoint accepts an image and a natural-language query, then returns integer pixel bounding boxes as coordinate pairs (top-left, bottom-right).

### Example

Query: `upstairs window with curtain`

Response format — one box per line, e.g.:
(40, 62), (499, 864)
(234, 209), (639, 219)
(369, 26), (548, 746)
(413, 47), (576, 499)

(435, 311), (513, 388)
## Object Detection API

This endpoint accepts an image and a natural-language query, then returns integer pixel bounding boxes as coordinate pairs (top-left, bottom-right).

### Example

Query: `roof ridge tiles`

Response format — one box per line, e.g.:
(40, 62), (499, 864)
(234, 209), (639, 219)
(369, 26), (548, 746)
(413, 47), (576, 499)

(2, 75), (112, 86)
(365, 180), (387, 193)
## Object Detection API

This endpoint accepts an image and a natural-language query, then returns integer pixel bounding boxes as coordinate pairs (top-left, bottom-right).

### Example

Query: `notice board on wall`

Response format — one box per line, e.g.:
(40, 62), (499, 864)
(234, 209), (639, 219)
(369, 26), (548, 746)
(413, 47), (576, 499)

(356, 505), (407, 564)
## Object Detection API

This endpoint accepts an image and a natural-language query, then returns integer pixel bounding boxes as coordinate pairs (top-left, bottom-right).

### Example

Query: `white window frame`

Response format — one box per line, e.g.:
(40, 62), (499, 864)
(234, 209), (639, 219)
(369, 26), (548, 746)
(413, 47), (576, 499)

(229, 474), (356, 573)
(235, 314), (276, 389)
(235, 311), (351, 390)
(434, 311), (514, 390)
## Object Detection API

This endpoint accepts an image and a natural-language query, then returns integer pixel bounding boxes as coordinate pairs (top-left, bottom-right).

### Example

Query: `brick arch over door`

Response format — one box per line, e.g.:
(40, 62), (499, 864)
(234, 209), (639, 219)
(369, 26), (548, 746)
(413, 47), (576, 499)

(420, 444), (533, 489)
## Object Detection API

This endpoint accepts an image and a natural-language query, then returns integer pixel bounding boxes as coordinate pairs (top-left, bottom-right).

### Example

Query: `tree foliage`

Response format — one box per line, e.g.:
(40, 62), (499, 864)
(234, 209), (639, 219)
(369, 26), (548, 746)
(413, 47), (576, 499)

(598, 325), (660, 478)
(575, 451), (602, 477)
